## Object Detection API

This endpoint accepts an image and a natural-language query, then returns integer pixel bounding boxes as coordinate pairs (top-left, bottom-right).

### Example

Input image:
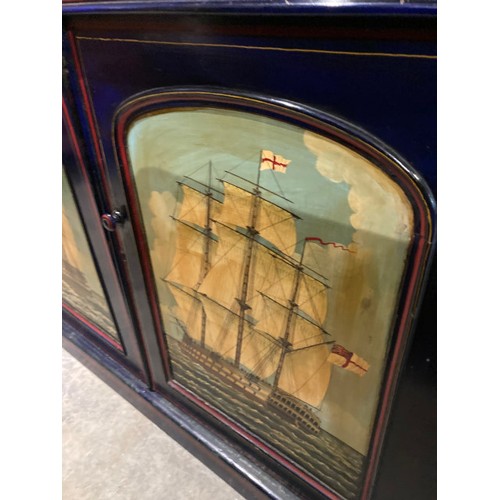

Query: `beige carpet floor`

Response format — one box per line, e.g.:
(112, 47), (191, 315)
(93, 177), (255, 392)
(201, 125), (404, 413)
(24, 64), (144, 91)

(62, 349), (244, 500)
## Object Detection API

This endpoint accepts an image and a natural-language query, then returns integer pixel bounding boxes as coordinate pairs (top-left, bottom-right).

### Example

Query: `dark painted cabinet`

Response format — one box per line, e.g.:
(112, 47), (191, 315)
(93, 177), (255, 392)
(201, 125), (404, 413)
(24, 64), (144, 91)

(62, 3), (436, 499)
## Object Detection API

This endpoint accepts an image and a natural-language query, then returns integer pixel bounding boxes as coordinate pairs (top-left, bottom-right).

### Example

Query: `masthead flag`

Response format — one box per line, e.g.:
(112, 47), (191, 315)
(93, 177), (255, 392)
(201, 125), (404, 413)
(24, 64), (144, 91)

(260, 150), (291, 173)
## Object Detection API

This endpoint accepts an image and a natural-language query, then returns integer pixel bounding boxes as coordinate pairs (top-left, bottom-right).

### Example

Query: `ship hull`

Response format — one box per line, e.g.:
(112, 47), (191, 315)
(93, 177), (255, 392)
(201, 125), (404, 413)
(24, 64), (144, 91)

(177, 336), (321, 434)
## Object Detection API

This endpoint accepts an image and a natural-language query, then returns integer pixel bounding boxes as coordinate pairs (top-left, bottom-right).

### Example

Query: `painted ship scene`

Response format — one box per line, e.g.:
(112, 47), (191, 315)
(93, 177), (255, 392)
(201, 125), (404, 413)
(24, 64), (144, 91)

(62, 169), (120, 345)
(161, 150), (370, 498)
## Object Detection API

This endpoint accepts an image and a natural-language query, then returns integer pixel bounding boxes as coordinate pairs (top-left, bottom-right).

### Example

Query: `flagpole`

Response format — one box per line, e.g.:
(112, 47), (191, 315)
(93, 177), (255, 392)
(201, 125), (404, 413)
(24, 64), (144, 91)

(256, 149), (263, 189)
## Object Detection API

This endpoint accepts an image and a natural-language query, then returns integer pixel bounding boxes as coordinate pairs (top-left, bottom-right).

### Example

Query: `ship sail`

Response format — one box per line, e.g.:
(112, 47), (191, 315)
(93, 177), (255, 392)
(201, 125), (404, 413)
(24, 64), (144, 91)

(296, 273), (328, 324)
(258, 292), (331, 407)
(167, 282), (204, 343)
(165, 178), (221, 289)
(165, 221), (216, 289)
(198, 221), (271, 312)
(198, 292), (280, 378)
(197, 222), (247, 311)
(217, 181), (297, 256)
(279, 343), (331, 408)
(176, 183), (216, 227)
(161, 153), (369, 432)
(62, 209), (83, 270)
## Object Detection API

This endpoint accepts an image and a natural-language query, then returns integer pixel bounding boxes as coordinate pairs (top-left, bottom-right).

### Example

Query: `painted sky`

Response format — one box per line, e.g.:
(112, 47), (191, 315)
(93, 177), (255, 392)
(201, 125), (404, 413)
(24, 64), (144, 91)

(62, 168), (107, 297)
(128, 108), (354, 250)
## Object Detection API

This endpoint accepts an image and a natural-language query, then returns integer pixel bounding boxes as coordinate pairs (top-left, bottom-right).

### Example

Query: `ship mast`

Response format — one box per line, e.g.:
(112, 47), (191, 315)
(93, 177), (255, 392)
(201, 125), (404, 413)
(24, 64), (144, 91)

(199, 162), (215, 347)
(168, 164), (219, 348)
(272, 243), (306, 390)
(234, 158), (263, 367)
(200, 161), (214, 286)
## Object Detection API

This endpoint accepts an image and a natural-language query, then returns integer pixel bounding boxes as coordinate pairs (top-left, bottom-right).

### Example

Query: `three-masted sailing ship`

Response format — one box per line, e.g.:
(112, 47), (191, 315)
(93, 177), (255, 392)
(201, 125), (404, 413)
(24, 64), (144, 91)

(164, 150), (369, 434)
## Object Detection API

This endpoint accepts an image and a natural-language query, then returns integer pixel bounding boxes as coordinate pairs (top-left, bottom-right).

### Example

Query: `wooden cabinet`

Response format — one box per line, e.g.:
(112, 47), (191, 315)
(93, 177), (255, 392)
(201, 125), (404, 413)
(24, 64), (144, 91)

(62, 3), (436, 498)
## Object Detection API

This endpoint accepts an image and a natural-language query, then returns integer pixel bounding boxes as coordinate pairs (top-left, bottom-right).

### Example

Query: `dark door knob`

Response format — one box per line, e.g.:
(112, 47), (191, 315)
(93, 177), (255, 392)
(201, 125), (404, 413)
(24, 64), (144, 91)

(101, 210), (125, 232)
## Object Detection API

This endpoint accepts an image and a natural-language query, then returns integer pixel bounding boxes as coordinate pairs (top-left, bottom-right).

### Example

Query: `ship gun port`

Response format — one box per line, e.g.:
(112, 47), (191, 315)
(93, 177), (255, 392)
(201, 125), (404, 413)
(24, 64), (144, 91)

(267, 390), (321, 434)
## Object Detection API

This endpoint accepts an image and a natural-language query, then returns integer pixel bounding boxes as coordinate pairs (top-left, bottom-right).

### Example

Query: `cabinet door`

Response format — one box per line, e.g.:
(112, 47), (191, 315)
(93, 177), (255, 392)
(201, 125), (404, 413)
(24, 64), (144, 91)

(63, 12), (436, 500)
(63, 99), (147, 381)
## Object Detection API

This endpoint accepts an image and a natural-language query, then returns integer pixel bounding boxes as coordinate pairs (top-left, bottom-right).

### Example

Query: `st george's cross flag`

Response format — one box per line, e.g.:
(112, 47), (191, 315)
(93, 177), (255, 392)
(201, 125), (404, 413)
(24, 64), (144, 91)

(259, 150), (291, 173)
(328, 344), (370, 377)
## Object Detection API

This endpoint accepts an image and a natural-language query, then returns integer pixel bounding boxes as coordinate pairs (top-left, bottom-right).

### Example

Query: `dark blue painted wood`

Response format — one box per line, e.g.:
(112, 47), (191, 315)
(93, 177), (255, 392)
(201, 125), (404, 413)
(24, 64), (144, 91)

(63, 1), (437, 16)
(69, 16), (436, 197)
(63, 9), (436, 499)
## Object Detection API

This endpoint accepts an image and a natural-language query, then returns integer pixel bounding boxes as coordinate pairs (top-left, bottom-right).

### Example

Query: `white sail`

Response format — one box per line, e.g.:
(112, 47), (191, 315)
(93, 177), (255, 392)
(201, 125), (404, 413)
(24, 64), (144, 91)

(256, 292), (289, 340)
(254, 250), (328, 325)
(197, 293), (279, 377)
(197, 223), (247, 311)
(162, 154), (369, 418)
(258, 293), (331, 407)
(217, 182), (253, 229)
(258, 198), (297, 256)
(281, 313), (331, 406)
(62, 209), (83, 271)
(279, 342), (331, 408)
(256, 252), (296, 308)
(218, 182), (297, 256)
(296, 273), (328, 324)
(198, 293), (239, 360)
(178, 184), (207, 228)
(167, 282), (204, 343)
(198, 222), (271, 312)
(241, 328), (281, 379)
(178, 183), (222, 228)
(166, 222), (215, 288)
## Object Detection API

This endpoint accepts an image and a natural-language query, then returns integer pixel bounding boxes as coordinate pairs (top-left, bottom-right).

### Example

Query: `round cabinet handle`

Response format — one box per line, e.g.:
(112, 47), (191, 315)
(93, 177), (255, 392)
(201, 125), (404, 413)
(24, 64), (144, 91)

(100, 210), (125, 232)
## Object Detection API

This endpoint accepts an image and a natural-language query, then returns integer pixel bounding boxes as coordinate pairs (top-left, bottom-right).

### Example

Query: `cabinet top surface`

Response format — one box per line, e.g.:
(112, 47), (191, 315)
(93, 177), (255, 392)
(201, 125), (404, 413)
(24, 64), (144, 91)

(62, 0), (437, 16)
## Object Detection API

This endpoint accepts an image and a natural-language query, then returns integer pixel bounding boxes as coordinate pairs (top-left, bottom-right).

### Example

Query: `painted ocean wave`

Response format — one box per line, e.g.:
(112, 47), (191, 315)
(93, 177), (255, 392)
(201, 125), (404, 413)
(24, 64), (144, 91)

(169, 337), (364, 499)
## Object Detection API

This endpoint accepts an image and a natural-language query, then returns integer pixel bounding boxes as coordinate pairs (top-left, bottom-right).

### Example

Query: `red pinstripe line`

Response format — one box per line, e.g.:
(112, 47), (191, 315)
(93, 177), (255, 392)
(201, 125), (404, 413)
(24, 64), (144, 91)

(63, 303), (124, 352)
(170, 381), (340, 499)
(67, 31), (112, 203)
(113, 91), (433, 500)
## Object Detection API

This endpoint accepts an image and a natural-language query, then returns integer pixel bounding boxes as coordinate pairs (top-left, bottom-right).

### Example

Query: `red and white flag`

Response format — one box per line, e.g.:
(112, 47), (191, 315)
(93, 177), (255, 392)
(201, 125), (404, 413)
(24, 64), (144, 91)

(328, 344), (369, 377)
(260, 150), (291, 173)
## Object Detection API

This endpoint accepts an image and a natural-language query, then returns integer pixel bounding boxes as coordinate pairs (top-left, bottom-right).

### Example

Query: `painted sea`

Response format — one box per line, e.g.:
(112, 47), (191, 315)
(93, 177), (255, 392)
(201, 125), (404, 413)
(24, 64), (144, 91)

(168, 336), (365, 499)
(62, 262), (120, 345)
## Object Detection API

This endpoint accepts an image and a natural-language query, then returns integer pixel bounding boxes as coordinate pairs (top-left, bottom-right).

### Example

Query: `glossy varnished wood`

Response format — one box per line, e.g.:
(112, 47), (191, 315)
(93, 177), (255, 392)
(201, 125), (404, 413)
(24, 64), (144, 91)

(62, 4), (436, 498)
